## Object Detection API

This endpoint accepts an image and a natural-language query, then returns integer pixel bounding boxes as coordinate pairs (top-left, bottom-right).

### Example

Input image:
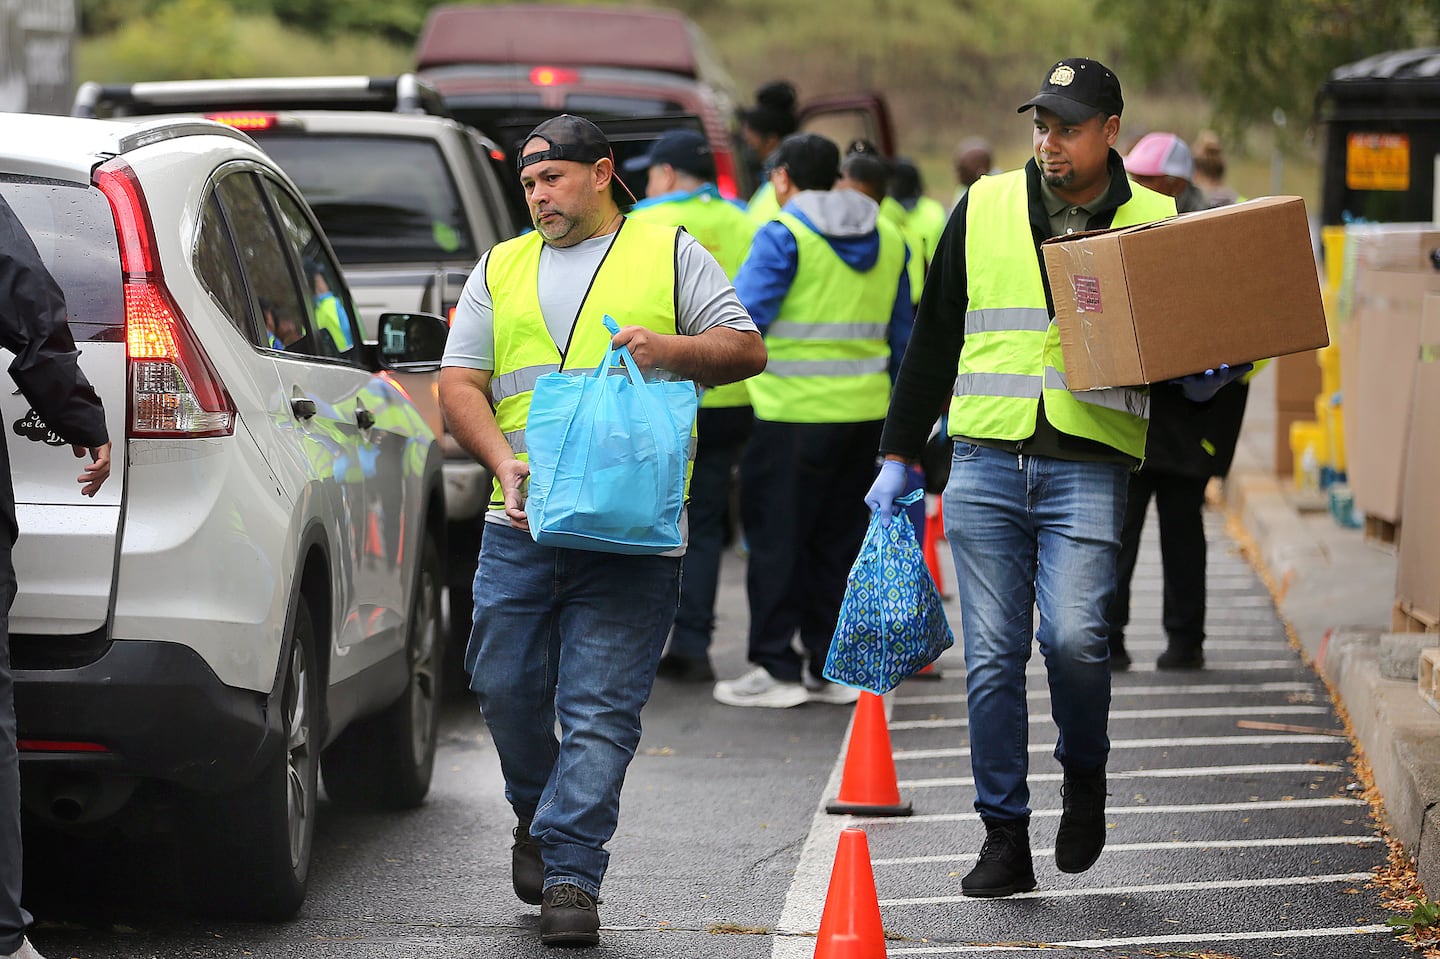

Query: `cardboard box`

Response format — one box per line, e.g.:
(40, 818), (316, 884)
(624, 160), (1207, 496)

(1043, 196), (1330, 390)
(1344, 269), (1437, 522)
(1275, 349), (1324, 407)
(1346, 223), (1440, 274)
(1396, 294), (1440, 622)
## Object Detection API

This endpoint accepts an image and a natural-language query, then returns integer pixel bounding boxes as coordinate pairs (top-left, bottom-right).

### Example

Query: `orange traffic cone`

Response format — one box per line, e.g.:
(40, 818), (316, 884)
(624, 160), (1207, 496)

(814, 827), (887, 959)
(922, 501), (948, 599)
(826, 692), (913, 816)
(911, 660), (943, 681)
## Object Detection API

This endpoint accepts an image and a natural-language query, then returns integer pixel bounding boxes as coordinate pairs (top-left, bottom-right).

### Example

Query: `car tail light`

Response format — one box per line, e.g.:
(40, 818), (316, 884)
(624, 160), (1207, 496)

(714, 151), (740, 200)
(17, 740), (109, 753)
(205, 111), (278, 132)
(530, 66), (579, 86)
(94, 159), (237, 439)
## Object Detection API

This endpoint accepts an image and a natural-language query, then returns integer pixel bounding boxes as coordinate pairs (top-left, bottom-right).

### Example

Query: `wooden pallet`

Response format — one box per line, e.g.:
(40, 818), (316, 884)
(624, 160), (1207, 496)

(1420, 648), (1440, 715)
(1364, 514), (1400, 551)
(1394, 599), (1440, 634)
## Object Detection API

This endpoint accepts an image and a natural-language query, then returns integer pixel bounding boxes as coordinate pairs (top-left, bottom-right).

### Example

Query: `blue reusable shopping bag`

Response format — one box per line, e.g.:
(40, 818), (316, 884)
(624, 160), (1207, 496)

(525, 315), (699, 554)
(823, 489), (955, 694)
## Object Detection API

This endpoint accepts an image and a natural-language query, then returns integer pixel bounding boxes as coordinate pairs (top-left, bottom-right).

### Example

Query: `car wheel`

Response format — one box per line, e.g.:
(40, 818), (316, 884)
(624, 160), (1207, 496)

(322, 532), (443, 810)
(185, 596), (319, 920)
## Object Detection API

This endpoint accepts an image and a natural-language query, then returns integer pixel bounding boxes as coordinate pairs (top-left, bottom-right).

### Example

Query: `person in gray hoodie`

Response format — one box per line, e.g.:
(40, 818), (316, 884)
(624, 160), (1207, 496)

(713, 132), (912, 709)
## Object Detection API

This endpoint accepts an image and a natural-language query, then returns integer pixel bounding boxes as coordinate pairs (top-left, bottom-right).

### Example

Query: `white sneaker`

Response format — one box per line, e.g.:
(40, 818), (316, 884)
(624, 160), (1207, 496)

(4, 938), (46, 959)
(803, 672), (862, 705)
(713, 667), (808, 708)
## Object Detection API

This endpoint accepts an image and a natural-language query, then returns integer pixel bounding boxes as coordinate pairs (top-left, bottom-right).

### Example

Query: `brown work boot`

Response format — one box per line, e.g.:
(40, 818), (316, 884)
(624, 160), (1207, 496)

(512, 820), (543, 905)
(540, 883), (600, 947)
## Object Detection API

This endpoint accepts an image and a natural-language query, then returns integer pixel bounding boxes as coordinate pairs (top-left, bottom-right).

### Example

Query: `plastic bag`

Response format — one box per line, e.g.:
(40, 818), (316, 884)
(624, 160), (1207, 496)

(823, 489), (955, 693)
(525, 315), (698, 554)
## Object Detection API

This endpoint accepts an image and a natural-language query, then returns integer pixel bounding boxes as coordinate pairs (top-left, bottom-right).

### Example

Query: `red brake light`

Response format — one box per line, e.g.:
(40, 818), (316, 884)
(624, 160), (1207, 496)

(530, 66), (579, 86)
(714, 151), (739, 200)
(490, 148), (506, 162)
(94, 158), (237, 439)
(18, 740), (109, 753)
(205, 112), (278, 132)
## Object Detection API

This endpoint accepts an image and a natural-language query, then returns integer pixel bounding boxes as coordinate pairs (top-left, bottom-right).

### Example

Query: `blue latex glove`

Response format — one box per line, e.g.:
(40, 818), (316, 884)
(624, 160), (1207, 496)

(864, 460), (909, 527)
(1175, 362), (1254, 403)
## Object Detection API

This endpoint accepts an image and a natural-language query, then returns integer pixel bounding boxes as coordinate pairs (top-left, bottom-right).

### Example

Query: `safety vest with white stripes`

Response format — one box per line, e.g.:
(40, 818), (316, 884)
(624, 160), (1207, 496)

(952, 169), (1175, 459)
(484, 218), (692, 511)
(746, 210), (906, 424)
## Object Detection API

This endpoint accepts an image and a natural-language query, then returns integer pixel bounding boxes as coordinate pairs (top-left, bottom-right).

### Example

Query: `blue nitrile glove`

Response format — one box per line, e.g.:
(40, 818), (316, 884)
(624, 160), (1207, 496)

(1175, 362), (1254, 403)
(864, 460), (909, 527)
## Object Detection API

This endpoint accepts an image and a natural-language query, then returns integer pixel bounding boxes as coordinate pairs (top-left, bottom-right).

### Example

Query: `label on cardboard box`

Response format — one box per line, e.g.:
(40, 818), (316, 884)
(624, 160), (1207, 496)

(1043, 196), (1330, 390)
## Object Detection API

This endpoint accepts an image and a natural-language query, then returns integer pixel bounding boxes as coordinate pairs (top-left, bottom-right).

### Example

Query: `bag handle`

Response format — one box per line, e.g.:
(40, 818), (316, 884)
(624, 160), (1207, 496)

(895, 488), (924, 508)
(593, 314), (647, 385)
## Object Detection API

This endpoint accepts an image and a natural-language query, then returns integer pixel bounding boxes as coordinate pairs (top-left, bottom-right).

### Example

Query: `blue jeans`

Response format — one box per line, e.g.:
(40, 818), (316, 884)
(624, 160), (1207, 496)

(942, 443), (1128, 822)
(465, 524), (680, 897)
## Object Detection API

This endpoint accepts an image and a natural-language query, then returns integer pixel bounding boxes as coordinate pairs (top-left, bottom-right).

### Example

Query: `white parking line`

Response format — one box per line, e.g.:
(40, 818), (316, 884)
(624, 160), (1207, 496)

(896, 681), (1318, 705)
(881, 871), (1372, 905)
(886, 924), (1394, 954)
(889, 705), (1330, 730)
(871, 834), (1381, 865)
(898, 761), (1345, 788)
(895, 734), (1350, 761)
(861, 797), (1366, 825)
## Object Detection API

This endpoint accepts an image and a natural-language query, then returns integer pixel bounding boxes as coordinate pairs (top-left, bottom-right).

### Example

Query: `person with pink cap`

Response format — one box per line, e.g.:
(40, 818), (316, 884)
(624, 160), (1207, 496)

(1123, 132), (1209, 213)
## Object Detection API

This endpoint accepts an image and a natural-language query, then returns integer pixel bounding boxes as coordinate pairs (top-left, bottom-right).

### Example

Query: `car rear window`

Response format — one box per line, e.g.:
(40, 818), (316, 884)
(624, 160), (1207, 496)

(254, 133), (478, 265)
(0, 177), (124, 342)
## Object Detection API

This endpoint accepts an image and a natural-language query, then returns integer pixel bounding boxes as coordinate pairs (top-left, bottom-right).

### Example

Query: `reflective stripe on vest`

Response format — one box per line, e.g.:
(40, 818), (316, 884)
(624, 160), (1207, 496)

(747, 211), (905, 423)
(629, 191), (757, 410)
(950, 169), (1174, 459)
(485, 219), (688, 510)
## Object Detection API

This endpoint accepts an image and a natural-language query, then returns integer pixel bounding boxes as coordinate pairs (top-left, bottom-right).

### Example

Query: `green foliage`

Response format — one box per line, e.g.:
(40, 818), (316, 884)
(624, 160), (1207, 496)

(1096, 0), (1440, 148)
(1387, 893), (1440, 932)
(270, 0), (433, 44)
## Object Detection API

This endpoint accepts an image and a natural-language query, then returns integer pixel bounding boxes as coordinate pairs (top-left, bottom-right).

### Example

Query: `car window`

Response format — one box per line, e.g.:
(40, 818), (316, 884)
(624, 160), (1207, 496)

(261, 178), (361, 360)
(213, 172), (319, 357)
(0, 177), (124, 343)
(254, 133), (478, 265)
(194, 192), (258, 342)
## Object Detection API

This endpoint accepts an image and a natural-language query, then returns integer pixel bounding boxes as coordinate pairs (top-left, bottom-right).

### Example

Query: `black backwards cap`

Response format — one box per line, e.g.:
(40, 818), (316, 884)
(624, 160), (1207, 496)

(1016, 58), (1124, 124)
(518, 114), (636, 205)
(770, 132), (840, 192)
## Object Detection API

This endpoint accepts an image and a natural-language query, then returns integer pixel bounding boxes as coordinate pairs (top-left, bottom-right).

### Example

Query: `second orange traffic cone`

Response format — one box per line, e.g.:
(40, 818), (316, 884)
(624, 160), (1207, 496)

(922, 501), (948, 599)
(826, 692), (912, 816)
(814, 827), (887, 959)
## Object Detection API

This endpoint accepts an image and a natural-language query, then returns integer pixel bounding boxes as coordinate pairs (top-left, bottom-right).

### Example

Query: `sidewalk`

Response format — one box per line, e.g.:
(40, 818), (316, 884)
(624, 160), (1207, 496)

(1226, 362), (1440, 895)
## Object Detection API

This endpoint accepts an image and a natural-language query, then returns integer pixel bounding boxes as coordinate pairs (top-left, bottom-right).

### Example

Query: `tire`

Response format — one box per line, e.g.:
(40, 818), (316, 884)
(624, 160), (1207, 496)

(185, 597), (320, 920)
(322, 533), (443, 810)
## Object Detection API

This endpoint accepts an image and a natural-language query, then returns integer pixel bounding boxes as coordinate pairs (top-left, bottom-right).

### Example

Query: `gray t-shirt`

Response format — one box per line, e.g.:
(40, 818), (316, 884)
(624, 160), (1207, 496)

(442, 224), (757, 545)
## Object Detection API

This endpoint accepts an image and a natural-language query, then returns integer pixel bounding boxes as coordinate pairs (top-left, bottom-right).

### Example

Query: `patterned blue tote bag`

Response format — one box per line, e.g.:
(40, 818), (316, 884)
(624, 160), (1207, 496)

(823, 489), (955, 694)
(526, 315), (698, 554)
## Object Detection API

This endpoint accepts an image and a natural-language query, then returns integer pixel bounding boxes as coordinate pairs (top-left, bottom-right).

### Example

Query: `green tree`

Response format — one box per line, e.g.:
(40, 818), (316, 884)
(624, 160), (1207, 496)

(1097, 0), (1440, 147)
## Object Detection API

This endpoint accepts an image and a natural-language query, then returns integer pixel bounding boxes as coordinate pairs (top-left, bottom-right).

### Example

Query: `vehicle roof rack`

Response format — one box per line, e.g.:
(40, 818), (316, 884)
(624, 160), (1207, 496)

(73, 74), (451, 119)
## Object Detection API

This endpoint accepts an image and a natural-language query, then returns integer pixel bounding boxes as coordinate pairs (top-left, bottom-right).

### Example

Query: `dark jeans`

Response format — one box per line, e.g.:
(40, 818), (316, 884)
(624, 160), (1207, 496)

(1107, 469), (1209, 651)
(739, 419), (882, 684)
(0, 540), (28, 954)
(668, 406), (752, 662)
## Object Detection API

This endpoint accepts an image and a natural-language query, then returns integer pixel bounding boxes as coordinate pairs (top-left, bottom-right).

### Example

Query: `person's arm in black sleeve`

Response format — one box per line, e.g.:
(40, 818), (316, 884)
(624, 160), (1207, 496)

(879, 193), (970, 460)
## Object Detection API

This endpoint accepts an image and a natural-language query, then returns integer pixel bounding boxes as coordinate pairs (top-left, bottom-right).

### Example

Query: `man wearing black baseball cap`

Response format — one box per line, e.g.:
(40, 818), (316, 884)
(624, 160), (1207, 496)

(439, 113), (766, 946)
(864, 59), (1176, 898)
(625, 128), (759, 687)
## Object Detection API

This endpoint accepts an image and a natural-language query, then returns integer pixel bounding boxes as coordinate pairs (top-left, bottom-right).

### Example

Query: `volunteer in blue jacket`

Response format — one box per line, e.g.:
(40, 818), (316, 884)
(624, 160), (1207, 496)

(713, 132), (911, 709)
(626, 129), (759, 683)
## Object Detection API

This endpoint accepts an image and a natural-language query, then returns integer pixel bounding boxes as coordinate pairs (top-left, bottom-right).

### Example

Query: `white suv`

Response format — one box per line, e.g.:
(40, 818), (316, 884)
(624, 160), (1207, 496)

(1, 112), (450, 919)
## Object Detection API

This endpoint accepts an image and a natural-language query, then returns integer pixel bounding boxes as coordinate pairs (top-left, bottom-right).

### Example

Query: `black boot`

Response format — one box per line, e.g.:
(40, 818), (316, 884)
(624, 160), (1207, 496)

(1157, 644), (1204, 670)
(1055, 766), (1107, 873)
(961, 816), (1036, 898)
(512, 820), (543, 905)
(540, 883), (601, 947)
(1108, 636), (1131, 672)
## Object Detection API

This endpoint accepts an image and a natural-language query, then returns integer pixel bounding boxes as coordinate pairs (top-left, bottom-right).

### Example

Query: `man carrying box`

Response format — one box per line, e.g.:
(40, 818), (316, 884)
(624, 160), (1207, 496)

(865, 58), (1243, 899)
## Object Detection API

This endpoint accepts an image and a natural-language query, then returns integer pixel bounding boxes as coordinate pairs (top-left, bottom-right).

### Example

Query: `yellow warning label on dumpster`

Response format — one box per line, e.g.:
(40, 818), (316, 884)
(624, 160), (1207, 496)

(1346, 133), (1410, 191)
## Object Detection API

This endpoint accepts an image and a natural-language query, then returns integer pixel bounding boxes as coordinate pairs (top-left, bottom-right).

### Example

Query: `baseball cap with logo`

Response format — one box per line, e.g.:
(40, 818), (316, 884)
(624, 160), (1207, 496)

(1124, 132), (1195, 182)
(519, 114), (637, 205)
(622, 128), (716, 179)
(1016, 57), (1124, 124)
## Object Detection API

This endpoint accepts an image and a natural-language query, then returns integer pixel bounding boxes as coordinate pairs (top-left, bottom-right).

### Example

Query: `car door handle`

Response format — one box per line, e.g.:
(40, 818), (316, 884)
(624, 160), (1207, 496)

(356, 408), (375, 430)
(291, 397), (317, 420)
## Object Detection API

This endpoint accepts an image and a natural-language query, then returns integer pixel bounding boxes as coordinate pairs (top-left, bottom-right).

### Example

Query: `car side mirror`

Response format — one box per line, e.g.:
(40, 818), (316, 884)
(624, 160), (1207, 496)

(377, 312), (448, 371)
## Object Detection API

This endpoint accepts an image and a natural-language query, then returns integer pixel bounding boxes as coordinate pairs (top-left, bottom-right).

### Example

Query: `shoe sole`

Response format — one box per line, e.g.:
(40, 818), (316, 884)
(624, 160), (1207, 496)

(712, 687), (808, 708)
(1056, 849), (1104, 874)
(961, 877), (1037, 898)
(807, 689), (861, 705)
(540, 930), (600, 947)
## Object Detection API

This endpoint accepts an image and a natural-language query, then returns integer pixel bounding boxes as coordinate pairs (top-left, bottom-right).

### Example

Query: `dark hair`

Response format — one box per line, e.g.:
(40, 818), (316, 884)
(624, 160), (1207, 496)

(773, 132), (840, 192)
(740, 80), (799, 139)
(840, 141), (888, 197)
(888, 156), (924, 202)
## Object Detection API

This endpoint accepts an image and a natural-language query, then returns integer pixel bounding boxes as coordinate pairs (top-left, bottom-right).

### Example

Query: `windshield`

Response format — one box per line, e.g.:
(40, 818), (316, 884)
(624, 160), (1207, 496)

(255, 133), (477, 265)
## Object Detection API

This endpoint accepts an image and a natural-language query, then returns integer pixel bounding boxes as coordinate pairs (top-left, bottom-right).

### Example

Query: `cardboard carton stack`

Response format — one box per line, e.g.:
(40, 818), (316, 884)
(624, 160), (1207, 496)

(1396, 294), (1440, 634)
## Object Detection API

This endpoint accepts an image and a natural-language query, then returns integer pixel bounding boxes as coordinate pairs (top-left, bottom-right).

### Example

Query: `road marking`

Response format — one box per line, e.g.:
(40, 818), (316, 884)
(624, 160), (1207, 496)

(889, 705), (1330, 730)
(860, 797), (1366, 824)
(885, 924), (1394, 954)
(898, 761), (1345, 788)
(871, 834), (1380, 865)
(896, 682), (1318, 705)
(880, 871), (1372, 905)
(894, 734), (1351, 761)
